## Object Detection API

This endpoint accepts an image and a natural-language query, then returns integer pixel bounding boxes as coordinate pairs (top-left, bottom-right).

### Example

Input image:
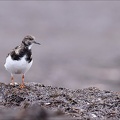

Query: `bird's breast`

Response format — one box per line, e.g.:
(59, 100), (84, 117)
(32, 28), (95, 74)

(4, 55), (33, 74)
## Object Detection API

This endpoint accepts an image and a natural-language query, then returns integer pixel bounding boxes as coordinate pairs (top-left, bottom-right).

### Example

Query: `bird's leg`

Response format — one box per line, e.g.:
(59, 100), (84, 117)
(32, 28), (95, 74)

(20, 74), (25, 88)
(10, 74), (18, 86)
(10, 74), (14, 85)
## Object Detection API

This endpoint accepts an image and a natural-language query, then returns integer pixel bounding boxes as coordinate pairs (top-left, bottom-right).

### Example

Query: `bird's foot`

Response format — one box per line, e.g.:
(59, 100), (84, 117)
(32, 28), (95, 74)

(10, 82), (19, 86)
(19, 83), (25, 89)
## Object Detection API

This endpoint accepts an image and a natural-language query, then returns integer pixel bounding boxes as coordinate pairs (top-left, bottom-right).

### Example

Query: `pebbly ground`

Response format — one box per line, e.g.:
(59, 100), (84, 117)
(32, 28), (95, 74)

(0, 82), (120, 120)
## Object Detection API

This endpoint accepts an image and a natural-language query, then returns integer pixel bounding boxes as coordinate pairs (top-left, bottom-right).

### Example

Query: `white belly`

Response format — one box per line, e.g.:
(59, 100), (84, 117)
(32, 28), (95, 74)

(4, 55), (33, 74)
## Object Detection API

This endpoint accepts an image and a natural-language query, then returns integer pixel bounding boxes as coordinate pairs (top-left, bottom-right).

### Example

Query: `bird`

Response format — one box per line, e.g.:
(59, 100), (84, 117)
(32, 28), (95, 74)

(4, 35), (40, 88)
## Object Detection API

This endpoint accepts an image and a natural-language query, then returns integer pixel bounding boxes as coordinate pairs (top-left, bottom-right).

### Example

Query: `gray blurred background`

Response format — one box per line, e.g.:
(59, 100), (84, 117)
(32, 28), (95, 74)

(0, 1), (120, 91)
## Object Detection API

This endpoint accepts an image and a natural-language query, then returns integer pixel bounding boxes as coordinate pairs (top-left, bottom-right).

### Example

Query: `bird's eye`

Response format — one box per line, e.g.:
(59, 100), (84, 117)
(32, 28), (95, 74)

(28, 41), (32, 45)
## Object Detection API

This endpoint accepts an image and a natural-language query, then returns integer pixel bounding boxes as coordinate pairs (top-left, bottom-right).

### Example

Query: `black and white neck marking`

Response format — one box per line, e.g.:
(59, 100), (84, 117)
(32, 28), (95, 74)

(10, 45), (32, 63)
(9, 35), (40, 63)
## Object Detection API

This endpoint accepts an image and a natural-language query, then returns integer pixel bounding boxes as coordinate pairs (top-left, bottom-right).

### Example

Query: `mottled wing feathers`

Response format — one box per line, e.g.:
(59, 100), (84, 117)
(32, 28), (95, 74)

(8, 45), (32, 63)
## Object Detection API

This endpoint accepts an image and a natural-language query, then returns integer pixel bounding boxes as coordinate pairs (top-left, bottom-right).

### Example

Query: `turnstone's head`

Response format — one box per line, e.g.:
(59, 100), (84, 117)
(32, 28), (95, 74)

(22, 35), (40, 48)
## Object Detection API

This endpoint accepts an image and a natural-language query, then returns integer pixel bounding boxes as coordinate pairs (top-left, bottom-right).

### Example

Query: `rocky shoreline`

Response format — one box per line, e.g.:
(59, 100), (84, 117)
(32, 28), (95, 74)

(0, 82), (120, 120)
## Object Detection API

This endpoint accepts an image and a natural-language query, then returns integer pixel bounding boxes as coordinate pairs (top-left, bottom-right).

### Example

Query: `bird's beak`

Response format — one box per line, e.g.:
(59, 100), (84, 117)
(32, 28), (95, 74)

(33, 41), (41, 45)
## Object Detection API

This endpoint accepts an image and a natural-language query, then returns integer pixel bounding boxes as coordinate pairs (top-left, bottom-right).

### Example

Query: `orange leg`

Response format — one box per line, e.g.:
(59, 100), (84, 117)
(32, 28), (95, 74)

(20, 74), (25, 88)
(10, 74), (14, 85)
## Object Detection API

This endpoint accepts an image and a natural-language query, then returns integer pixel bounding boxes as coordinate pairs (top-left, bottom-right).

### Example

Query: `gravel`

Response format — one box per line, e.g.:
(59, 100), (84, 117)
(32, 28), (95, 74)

(0, 82), (120, 120)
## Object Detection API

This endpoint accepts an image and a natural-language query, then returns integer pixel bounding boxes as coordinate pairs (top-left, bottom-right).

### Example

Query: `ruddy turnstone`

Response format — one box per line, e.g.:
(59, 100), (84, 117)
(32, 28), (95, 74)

(4, 35), (40, 88)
